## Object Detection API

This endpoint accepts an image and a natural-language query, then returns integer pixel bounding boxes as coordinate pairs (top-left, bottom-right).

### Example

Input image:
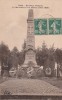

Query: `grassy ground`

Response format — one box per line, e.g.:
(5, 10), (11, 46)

(0, 76), (62, 89)
(0, 78), (62, 95)
(0, 76), (62, 95)
(0, 76), (8, 84)
(0, 77), (62, 100)
(40, 77), (62, 89)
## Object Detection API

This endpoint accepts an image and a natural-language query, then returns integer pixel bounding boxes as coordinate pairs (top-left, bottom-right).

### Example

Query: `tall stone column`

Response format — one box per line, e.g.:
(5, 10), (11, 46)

(21, 9), (39, 78)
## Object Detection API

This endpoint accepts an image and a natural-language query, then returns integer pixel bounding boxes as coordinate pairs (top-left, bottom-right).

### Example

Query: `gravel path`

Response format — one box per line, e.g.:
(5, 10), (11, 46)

(0, 78), (62, 95)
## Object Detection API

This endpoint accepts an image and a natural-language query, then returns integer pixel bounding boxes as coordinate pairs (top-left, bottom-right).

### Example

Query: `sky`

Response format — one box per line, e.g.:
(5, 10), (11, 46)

(0, 0), (62, 51)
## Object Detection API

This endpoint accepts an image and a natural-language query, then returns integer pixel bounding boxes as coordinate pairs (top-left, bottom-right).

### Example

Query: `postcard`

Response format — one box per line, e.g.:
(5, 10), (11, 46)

(0, 0), (62, 100)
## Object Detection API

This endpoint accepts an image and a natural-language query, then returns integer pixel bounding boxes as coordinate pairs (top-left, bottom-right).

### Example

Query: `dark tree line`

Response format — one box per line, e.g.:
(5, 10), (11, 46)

(0, 42), (25, 77)
(36, 43), (55, 76)
(0, 42), (62, 77)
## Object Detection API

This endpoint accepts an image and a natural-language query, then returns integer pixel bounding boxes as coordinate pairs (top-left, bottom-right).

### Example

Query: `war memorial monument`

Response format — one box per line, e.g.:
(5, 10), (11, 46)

(20, 9), (39, 78)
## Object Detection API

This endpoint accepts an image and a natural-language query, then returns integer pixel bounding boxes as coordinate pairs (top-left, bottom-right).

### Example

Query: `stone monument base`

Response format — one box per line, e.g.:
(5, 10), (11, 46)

(17, 61), (39, 78)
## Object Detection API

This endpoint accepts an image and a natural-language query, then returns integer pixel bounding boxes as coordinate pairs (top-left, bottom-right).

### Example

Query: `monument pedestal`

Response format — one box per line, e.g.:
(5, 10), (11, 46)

(21, 66), (39, 78)
(21, 50), (39, 78)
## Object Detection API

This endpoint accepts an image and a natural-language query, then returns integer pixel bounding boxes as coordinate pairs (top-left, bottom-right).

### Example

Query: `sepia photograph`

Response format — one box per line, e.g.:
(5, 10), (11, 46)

(0, 0), (62, 100)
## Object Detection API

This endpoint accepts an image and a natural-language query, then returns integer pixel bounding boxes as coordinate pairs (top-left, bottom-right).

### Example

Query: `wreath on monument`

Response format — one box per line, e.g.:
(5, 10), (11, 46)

(45, 67), (52, 76)
(27, 61), (35, 78)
